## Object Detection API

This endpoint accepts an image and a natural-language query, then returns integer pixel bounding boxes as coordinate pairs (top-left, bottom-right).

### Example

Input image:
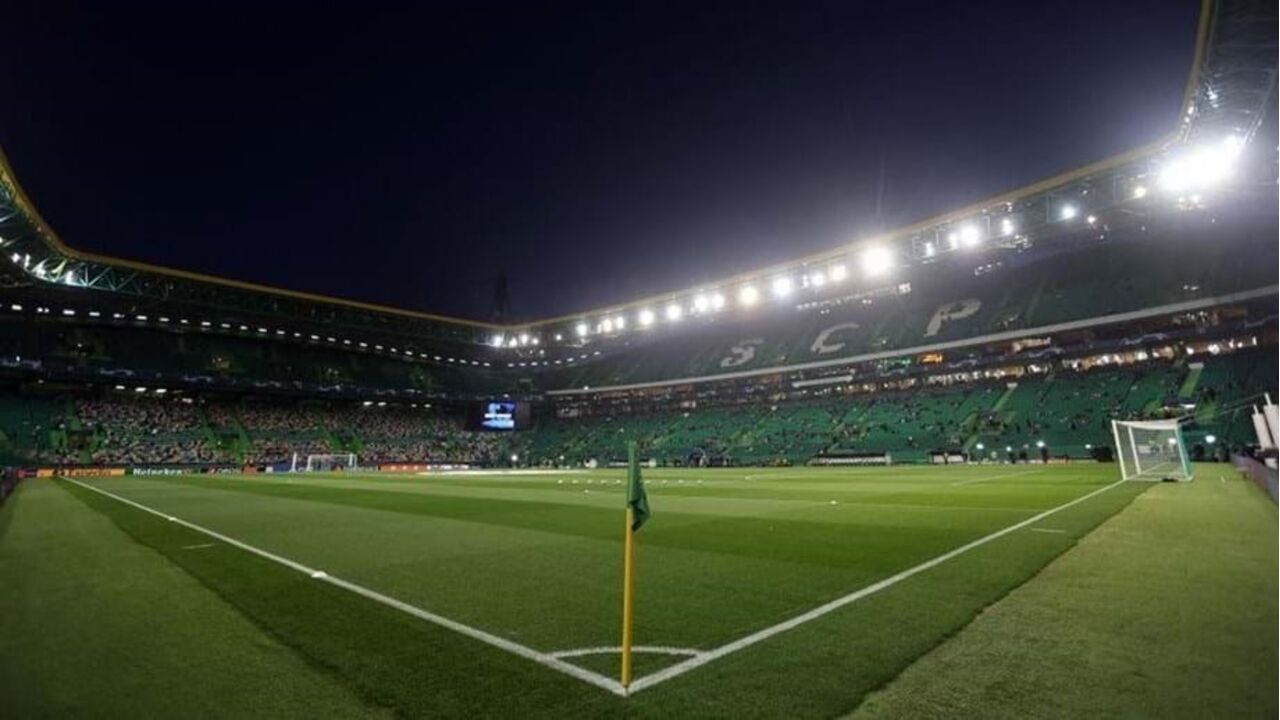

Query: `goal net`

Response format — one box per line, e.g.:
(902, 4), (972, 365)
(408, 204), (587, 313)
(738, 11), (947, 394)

(1111, 419), (1192, 481)
(302, 453), (358, 472)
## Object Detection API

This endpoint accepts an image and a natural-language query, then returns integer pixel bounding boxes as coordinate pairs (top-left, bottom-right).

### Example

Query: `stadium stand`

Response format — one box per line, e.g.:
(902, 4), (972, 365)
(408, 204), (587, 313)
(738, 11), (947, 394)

(517, 347), (1277, 467)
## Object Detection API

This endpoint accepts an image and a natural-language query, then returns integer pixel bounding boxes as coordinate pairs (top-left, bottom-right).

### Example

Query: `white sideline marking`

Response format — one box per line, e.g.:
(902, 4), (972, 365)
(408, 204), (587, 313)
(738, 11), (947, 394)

(950, 469), (1042, 486)
(60, 478), (628, 697)
(182, 543), (216, 550)
(1029, 528), (1067, 534)
(549, 646), (703, 659)
(626, 478), (1128, 693)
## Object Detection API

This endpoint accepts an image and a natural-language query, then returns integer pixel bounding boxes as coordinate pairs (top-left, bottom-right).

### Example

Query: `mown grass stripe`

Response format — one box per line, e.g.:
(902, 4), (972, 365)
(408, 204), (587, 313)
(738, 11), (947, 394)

(62, 477), (629, 697)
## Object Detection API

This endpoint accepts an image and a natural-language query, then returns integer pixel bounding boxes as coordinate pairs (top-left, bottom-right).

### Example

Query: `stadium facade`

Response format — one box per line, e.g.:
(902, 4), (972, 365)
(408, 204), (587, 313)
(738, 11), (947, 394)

(0, 0), (1276, 471)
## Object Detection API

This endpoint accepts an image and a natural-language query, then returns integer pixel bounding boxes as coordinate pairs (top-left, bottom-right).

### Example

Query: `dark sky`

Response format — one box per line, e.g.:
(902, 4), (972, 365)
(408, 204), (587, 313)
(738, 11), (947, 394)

(2, 0), (1201, 321)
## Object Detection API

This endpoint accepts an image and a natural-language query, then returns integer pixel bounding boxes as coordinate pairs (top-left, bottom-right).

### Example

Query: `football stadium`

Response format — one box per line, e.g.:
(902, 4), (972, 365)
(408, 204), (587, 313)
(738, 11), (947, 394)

(1, 1), (1277, 718)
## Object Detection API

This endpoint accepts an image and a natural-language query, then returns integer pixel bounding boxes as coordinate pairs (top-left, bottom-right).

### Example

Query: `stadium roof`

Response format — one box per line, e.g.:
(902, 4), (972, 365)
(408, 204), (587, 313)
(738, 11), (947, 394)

(0, 0), (1274, 351)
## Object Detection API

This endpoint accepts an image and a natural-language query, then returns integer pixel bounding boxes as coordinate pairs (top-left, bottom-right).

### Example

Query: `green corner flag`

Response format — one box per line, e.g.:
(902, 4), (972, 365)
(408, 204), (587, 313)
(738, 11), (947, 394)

(626, 441), (650, 532)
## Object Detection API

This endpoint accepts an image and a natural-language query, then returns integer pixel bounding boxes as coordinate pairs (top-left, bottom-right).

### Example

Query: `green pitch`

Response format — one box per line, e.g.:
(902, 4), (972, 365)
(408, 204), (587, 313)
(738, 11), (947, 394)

(1, 464), (1274, 717)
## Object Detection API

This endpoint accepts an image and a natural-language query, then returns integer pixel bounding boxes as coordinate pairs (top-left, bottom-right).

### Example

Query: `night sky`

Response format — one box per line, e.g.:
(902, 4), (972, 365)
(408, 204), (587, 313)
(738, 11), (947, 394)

(2, 1), (1201, 321)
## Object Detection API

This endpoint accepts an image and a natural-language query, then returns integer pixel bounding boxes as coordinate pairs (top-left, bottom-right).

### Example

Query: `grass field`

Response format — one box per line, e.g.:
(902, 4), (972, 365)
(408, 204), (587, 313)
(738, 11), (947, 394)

(1, 464), (1274, 718)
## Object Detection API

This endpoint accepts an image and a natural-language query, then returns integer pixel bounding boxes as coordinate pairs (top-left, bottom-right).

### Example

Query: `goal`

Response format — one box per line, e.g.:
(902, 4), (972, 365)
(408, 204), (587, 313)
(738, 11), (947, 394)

(1110, 419), (1193, 481)
(301, 453), (358, 472)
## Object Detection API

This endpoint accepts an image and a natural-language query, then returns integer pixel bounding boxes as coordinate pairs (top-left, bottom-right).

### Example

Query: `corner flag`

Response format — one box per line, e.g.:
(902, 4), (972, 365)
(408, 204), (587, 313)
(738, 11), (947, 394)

(620, 440), (649, 690)
(626, 441), (650, 531)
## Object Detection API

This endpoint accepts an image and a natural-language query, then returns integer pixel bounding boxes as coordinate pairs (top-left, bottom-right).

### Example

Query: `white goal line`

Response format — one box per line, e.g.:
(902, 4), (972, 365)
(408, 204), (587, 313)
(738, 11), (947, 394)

(61, 475), (1128, 698)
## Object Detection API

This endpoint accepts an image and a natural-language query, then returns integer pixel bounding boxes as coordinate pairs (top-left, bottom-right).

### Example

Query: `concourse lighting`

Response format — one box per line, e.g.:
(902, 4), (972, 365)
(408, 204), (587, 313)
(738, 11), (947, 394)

(738, 285), (760, 306)
(1158, 136), (1242, 192)
(664, 303), (682, 321)
(710, 292), (726, 310)
(638, 308), (656, 326)
(809, 271), (826, 288)
(575, 322), (589, 337)
(975, 443), (985, 451)
(613, 315), (626, 330)
(1086, 215), (1098, 225)
(860, 246), (894, 277)
(601, 318), (614, 333)
(1035, 440), (1046, 448)
(491, 334), (504, 347)
(1167, 437), (1178, 446)
(829, 264), (847, 282)
(771, 276), (794, 298)
(1206, 434), (1217, 444)
(693, 294), (710, 313)
(1132, 185), (1148, 199)
(923, 242), (936, 258)
(518, 333), (529, 345)
(1000, 218), (1015, 236)
(507, 337), (519, 348)
(1060, 204), (1078, 220)
(959, 225), (981, 247)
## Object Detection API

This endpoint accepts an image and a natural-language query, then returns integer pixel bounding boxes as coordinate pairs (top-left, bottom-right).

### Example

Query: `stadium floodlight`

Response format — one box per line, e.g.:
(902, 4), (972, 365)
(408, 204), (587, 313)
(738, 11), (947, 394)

(861, 246), (893, 276)
(1000, 217), (1015, 236)
(772, 276), (794, 298)
(959, 225), (981, 247)
(1132, 185), (1148, 199)
(638, 308), (656, 326)
(1158, 136), (1242, 192)
(829, 264), (847, 282)
(693, 294), (710, 313)
(1060, 204), (1078, 220)
(738, 284), (760, 306)
(1205, 434), (1216, 444)
(575, 322), (589, 337)
(554, 333), (563, 341)
(710, 291), (726, 310)
(665, 303), (683, 321)
(1086, 214), (1097, 225)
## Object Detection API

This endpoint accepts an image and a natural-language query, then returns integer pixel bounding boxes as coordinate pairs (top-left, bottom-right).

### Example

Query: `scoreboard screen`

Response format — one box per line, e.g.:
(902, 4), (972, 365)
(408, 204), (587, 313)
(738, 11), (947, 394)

(468, 401), (530, 431)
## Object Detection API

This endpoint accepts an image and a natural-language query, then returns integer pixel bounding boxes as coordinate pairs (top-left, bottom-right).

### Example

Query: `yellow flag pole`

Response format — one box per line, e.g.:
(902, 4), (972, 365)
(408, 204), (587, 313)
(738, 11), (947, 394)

(620, 506), (636, 690)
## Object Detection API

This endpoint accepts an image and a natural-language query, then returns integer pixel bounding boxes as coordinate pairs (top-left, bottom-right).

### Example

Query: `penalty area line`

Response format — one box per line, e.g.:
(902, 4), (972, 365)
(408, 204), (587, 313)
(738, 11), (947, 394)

(626, 478), (1129, 694)
(59, 477), (628, 697)
(950, 468), (1043, 486)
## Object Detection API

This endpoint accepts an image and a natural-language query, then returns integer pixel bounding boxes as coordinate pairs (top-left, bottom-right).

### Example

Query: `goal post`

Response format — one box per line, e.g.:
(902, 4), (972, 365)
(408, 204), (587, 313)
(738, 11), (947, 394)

(303, 453), (358, 472)
(1111, 419), (1193, 481)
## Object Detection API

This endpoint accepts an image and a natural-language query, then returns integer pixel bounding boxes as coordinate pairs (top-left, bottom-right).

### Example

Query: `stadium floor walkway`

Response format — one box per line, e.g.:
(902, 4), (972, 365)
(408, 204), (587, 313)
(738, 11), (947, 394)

(849, 469), (1278, 719)
(0, 479), (390, 718)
